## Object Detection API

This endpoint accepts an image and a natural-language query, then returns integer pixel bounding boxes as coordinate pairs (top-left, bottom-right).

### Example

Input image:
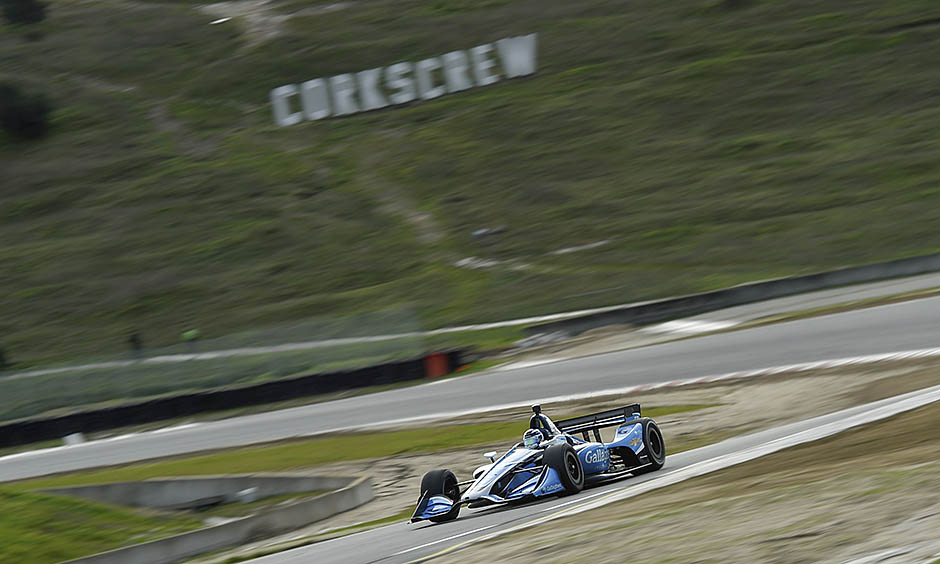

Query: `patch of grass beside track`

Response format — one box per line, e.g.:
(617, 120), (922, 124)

(11, 404), (710, 491)
(0, 489), (204, 564)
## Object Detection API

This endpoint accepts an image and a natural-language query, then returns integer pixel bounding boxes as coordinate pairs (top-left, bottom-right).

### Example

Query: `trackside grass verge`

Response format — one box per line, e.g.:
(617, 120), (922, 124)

(11, 404), (711, 492)
(0, 488), (204, 564)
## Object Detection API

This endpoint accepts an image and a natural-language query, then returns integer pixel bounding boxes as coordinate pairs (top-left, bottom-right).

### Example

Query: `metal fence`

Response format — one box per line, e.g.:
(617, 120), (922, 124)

(0, 308), (426, 424)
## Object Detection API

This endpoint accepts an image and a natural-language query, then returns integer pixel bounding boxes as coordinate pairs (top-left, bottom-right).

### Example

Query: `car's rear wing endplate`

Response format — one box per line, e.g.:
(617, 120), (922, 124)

(556, 404), (641, 441)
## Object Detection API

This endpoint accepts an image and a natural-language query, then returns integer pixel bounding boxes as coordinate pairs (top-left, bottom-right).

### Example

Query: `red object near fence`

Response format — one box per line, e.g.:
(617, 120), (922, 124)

(424, 353), (448, 378)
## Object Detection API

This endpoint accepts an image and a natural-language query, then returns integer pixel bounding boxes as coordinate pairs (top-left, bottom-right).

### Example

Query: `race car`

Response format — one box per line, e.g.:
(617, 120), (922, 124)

(411, 403), (666, 523)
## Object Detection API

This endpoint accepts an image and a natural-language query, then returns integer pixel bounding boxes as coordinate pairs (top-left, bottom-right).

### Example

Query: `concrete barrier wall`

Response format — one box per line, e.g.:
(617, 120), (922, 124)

(58, 476), (374, 564)
(43, 474), (358, 509)
(525, 252), (940, 338)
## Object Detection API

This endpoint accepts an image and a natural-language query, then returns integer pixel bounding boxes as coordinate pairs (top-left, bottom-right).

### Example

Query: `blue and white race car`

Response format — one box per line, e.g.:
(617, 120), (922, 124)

(411, 403), (666, 523)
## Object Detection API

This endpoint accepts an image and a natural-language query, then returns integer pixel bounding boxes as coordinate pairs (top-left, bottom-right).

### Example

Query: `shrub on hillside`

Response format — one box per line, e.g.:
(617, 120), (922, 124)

(700, 0), (752, 10)
(0, 0), (46, 26)
(0, 83), (52, 139)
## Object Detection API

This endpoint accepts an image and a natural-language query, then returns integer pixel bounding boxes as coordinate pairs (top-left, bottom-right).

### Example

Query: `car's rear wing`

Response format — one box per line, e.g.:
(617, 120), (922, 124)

(555, 404), (641, 442)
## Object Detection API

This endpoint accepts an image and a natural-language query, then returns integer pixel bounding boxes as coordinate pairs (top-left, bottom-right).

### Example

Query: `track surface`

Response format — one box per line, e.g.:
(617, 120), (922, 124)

(245, 384), (940, 564)
(2, 295), (940, 482)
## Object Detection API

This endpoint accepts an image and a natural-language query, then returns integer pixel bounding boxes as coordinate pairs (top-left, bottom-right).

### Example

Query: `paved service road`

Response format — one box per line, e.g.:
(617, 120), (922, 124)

(680, 271), (940, 324)
(2, 295), (939, 482)
(244, 384), (940, 564)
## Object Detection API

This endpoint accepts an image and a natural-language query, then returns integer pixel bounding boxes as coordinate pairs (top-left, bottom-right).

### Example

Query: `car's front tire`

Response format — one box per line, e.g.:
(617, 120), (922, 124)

(419, 469), (461, 522)
(634, 418), (666, 474)
(544, 443), (584, 495)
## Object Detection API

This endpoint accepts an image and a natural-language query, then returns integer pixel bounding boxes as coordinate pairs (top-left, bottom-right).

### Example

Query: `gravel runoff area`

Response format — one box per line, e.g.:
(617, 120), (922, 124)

(188, 358), (940, 564)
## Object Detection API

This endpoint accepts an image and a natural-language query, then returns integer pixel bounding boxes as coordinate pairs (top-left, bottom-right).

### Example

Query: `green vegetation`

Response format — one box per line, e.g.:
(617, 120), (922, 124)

(0, 488), (203, 564)
(0, 0), (46, 27)
(0, 82), (51, 139)
(3, 0), (940, 367)
(14, 404), (711, 491)
(0, 479), (325, 563)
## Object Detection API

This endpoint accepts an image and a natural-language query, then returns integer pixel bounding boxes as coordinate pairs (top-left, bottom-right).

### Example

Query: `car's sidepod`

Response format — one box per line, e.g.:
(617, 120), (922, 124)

(578, 444), (611, 474)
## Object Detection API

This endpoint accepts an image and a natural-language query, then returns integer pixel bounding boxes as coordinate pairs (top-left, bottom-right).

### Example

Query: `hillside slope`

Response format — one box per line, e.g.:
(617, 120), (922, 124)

(2, 0), (940, 363)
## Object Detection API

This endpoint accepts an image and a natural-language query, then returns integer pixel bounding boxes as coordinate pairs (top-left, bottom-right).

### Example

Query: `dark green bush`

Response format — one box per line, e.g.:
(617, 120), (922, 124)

(0, 0), (46, 25)
(0, 83), (52, 139)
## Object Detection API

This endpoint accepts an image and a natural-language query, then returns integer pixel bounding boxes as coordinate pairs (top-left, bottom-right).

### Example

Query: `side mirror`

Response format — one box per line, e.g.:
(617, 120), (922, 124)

(483, 451), (497, 462)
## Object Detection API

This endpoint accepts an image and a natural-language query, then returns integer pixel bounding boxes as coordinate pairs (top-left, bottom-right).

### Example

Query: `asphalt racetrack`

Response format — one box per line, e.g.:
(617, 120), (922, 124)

(246, 384), (940, 564)
(2, 296), (940, 483)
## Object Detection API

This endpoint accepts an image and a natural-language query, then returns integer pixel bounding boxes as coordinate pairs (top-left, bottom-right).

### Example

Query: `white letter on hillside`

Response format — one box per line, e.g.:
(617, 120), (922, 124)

(442, 50), (473, 93)
(470, 44), (500, 86)
(497, 34), (537, 78)
(330, 74), (360, 116)
(300, 79), (331, 121)
(386, 62), (416, 105)
(357, 68), (388, 111)
(416, 57), (447, 100)
(270, 84), (303, 127)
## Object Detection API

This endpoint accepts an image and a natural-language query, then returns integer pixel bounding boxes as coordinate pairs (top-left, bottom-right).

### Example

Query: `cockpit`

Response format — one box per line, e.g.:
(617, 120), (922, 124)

(528, 404), (561, 439)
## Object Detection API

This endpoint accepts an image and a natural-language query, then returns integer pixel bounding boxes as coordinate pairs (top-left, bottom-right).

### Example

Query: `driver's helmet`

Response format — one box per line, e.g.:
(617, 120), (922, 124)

(523, 428), (542, 449)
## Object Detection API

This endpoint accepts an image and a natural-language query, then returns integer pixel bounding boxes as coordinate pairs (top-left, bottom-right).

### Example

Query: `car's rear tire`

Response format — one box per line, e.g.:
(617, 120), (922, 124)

(419, 469), (461, 522)
(544, 443), (584, 495)
(634, 418), (666, 474)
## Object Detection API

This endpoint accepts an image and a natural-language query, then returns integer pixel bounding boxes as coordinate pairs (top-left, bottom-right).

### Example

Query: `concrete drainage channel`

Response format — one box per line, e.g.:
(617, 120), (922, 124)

(46, 474), (374, 564)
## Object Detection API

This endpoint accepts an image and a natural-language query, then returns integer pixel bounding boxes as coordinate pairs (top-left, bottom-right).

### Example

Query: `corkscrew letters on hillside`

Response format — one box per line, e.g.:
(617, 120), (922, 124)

(270, 34), (537, 126)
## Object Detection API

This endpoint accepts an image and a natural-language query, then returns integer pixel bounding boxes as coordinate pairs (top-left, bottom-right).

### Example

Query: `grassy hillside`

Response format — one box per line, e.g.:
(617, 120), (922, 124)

(3, 0), (940, 364)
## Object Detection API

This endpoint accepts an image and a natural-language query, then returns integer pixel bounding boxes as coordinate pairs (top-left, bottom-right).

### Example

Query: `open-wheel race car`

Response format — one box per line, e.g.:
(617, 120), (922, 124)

(411, 403), (666, 523)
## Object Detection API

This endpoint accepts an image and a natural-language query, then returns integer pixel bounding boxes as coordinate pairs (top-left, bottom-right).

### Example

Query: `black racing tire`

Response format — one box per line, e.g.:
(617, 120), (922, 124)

(419, 469), (461, 523)
(544, 443), (584, 495)
(634, 418), (666, 474)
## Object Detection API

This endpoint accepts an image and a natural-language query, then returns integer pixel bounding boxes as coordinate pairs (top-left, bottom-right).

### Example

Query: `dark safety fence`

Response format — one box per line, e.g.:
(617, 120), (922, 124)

(0, 349), (466, 448)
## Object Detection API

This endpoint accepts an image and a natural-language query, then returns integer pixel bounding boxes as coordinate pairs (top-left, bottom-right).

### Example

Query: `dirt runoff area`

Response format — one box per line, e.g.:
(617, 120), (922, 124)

(194, 359), (939, 563)
(435, 402), (940, 564)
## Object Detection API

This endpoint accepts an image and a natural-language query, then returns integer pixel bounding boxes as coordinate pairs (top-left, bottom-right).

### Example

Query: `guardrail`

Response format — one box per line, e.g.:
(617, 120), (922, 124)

(525, 252), (940, 338)
(55, 475), (374, 564)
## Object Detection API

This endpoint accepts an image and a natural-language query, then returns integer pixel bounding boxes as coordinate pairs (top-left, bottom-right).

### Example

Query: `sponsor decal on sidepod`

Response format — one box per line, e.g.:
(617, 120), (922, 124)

(580, 446), (610, 473)
(584, 448), (608, 464)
